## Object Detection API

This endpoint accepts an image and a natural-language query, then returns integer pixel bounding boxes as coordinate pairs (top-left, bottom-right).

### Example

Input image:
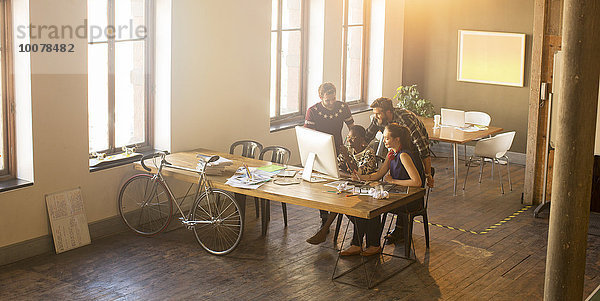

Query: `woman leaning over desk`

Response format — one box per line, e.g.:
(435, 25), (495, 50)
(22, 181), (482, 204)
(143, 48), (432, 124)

(347, 123), (425, 256)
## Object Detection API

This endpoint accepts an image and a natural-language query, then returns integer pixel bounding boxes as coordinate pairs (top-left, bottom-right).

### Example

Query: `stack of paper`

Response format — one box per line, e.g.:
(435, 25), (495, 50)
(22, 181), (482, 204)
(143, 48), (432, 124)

(196, 154), (233, 175)
(225, 166), (281, 189)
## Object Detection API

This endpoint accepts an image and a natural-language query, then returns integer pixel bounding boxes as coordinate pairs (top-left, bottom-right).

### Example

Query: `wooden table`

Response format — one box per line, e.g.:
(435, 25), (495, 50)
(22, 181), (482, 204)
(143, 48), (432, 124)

(135, 149), (425, 220)
(135, 149), (425, 288)
(419, 117), (503, 195)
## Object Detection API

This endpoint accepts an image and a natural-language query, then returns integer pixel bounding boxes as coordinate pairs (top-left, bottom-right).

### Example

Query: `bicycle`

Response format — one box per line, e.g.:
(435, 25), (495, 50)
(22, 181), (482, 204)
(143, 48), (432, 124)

(117, 151), (244, 255)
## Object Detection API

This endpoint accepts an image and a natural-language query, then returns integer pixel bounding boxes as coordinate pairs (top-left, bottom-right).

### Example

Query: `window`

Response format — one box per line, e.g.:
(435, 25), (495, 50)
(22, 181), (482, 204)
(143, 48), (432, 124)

(88, 0), (153, 155)
(0, 0), (15, 180)
(341, 0), (368, 104)
(270, 0), (306, 122)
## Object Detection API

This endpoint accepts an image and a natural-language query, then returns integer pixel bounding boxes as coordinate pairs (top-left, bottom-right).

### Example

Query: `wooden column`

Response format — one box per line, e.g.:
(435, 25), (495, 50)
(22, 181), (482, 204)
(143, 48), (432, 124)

(544, 0), (600, 299)
(524, 0), (563, 205)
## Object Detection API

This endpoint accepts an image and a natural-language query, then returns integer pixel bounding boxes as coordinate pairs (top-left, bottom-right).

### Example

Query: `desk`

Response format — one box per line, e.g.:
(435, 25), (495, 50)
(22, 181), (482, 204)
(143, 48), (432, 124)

(135, 149), (425, 220)
(419, 117), (503, 195)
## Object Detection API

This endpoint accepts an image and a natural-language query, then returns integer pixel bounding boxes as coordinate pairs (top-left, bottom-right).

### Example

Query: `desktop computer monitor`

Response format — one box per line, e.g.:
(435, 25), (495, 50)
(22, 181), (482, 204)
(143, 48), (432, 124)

(295, 126), (340, 182)
(441, 108), (466, 127)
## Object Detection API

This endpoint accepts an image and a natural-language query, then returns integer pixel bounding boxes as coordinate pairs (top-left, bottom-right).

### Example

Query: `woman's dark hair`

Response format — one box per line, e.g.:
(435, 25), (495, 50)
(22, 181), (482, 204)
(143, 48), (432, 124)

(385, 123), (414, 151)
(349, 124), (366, 138)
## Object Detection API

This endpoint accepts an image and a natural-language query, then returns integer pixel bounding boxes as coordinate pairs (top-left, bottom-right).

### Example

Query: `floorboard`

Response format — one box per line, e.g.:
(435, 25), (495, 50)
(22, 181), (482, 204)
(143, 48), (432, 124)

(0, 157), (599, 300)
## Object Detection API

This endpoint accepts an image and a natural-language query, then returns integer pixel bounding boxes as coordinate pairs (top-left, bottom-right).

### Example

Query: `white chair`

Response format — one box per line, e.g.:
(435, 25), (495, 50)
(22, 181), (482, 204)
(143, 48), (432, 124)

(463, 111), (492, 164)
(462, 131), (515, 194)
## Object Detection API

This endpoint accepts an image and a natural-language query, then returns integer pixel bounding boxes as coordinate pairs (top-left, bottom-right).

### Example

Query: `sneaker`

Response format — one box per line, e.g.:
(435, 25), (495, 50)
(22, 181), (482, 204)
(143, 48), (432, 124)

(360, 246), (382, 256)
(340, 245), (362, 256)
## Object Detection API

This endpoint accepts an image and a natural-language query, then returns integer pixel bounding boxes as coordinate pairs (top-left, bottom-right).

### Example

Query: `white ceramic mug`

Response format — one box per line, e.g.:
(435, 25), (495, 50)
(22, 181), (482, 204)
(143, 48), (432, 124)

(434, 114), (441, 127)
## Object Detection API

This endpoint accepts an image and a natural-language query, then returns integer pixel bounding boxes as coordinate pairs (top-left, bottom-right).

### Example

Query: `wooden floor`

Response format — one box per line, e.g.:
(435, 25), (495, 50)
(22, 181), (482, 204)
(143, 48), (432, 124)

(1, 157), (599, 300)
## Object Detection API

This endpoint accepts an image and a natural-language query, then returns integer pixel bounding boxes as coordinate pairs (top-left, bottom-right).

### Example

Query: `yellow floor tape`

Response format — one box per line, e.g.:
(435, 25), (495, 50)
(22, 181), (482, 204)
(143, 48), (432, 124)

(414, 205), (532, 235)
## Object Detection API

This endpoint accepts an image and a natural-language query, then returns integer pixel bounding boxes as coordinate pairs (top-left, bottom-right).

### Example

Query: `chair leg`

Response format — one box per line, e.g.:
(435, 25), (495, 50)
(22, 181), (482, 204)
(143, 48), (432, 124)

(505, 156), (512, 191)
(463, 145), (468, 165)
(422, 213), (430, 249)
(478, 158), (484, 183)
(281, 203), (288, 227)
(491, 159), (494, 180)
(496, 159), (504, 194)
(254, 198), (260, 218)
(463, 157), (472, 190)
(404, 214), (413, 258)
(266, 200), (271, 221)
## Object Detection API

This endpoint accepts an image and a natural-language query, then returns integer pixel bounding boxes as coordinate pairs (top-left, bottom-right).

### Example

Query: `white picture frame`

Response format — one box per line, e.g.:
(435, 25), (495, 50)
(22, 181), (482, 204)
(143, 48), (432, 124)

(457, 30), (526, 87)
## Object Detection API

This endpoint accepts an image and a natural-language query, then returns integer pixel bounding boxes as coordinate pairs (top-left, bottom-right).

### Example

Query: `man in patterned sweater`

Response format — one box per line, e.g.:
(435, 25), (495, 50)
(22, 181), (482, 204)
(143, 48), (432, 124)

(304, 82), (355, 238)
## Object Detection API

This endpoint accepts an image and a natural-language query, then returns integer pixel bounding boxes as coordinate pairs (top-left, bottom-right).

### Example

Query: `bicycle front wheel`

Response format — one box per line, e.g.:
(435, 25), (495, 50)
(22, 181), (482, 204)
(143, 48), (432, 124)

(191, 189), (243, 255)
(118, 174), (173, 236)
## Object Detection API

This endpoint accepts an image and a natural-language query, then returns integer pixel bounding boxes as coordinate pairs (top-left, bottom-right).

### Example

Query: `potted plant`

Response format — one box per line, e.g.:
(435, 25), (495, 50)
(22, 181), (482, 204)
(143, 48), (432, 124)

(393, 84), (435, 118)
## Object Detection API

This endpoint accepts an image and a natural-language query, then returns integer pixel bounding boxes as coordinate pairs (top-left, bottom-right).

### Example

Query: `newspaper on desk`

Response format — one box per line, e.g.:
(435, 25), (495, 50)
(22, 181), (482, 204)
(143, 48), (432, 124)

(196, 154), (233, 175)
(225, 166), (282, 189)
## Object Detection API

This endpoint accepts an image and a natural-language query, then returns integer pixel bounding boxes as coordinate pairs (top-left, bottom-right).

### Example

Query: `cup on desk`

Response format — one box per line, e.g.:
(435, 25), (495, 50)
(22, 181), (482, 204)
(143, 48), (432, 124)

(434, 114), (441, 127)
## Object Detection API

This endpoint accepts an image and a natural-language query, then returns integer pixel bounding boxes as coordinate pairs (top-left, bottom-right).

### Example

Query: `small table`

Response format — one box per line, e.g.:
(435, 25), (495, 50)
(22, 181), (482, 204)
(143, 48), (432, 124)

(419, 117), (503, 196)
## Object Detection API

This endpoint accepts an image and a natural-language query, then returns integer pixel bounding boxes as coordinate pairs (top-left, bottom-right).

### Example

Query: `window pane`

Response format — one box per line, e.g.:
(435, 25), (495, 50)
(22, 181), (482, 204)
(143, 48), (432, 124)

(344, 27), (363, 102)
(347, 0), (363, 25)
(270, 32), (277, 118)
(282, 0), (301, 29)
(271, 0), (278, 31)
(88, 0), (108, 43)
(115, 0), (146, 41)
(115, 41), (146, 148)
(88, 44), (109, 152)
(280, 30), (301, 115)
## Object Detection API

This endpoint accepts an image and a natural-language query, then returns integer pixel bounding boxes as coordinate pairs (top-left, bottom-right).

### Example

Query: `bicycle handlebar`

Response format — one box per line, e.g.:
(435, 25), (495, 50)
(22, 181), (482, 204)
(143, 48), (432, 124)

(140, 151), (170, 172)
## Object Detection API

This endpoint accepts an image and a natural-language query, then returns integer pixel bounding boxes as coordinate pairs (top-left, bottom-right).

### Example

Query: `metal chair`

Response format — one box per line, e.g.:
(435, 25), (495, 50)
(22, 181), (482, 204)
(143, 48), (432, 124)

(464, 111), (491, 163)
(229, 140), (263, 218)
(463, 131), (515, 194)
(382, 167), (435, 258)
(258, 146), (292, 235)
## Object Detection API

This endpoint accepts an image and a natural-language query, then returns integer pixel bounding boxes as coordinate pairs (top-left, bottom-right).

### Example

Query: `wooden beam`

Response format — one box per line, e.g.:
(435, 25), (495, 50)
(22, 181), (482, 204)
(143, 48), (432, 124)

(524, 0), (548, 205)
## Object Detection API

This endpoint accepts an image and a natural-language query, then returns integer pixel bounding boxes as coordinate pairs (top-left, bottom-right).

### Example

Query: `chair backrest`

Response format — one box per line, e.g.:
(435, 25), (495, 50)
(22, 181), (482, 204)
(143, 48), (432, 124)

(465, 111), (491, 126)
(474, 131), (516, 159)
(259, 146), (291, 165)
(229, 140), (263, 159)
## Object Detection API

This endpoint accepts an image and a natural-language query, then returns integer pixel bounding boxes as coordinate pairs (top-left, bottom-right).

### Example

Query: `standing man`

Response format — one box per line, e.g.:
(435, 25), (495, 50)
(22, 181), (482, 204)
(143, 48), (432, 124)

(304, 82), (354, 238)
(365, 97), (434, 188)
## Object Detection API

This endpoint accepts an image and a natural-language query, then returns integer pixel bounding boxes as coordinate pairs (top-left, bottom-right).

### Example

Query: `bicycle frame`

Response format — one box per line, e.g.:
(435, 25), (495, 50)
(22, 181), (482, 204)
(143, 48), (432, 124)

(150, 154), (216, 227)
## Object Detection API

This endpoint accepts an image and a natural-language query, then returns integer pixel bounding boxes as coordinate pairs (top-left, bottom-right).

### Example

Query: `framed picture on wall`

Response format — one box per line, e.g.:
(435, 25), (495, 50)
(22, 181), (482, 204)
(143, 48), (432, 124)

(457, 30), (526, 87)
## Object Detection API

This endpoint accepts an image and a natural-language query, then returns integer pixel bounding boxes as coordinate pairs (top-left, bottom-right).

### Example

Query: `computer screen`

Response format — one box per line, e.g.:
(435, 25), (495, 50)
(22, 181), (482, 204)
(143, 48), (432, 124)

(441, 108), (466, 127)
(295, 126), (340, 182)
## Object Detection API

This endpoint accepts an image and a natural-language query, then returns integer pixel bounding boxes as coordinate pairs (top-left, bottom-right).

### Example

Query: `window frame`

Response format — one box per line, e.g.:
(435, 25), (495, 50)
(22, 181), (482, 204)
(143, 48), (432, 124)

(340, 0), (370, 106)
(87, 0), (155, 156)
(0, 0), (16, 181)
(269, 0), (309, 124)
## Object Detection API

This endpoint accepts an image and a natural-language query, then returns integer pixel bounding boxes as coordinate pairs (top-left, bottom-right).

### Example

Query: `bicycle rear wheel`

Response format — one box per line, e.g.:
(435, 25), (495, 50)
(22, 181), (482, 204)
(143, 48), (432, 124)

(118, 174), (173, 236)
(191, 189), (243, 255)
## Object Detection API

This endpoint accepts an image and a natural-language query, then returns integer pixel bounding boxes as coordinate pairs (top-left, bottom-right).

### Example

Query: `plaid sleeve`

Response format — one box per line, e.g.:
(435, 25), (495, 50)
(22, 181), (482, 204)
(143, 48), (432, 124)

(405, 114), (430, 159)
(364, 119), (380, 144)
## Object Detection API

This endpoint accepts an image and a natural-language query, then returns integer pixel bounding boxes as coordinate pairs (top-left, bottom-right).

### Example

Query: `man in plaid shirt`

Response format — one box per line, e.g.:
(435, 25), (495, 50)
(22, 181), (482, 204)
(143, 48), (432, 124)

(365, 97), (434, 187)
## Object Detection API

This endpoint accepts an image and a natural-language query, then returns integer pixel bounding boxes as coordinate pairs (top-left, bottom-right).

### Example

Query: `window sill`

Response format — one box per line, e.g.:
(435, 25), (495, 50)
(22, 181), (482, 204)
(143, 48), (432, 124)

(269, 103), (372, 133)
(0, 178), (33, 193)
(89, 149), (158, 172)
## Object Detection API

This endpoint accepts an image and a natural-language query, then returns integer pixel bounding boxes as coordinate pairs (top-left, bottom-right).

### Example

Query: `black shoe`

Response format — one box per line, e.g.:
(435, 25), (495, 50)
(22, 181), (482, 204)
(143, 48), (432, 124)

(384, 230), (404, 244)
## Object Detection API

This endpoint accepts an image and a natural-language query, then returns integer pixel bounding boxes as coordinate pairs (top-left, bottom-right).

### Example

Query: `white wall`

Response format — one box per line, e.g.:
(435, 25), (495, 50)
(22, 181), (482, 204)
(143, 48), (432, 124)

(170, 0), (405, 164)
(0, 0), (406, 249)
(0, 0), (138, 248)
